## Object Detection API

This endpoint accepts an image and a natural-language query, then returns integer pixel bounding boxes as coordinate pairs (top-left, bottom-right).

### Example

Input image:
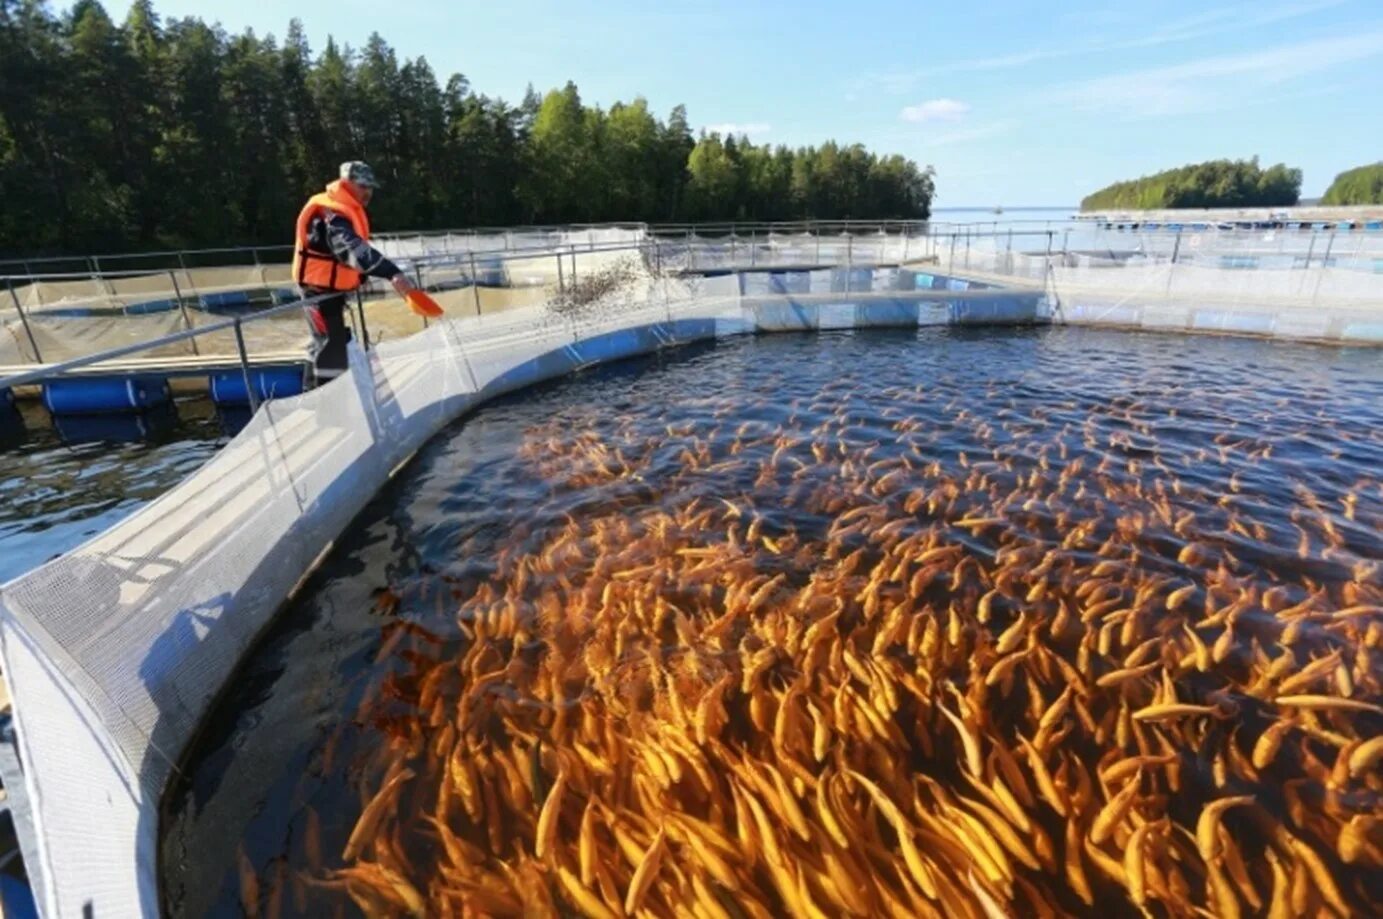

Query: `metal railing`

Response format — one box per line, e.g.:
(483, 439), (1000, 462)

(0, 231), (934, 407)
(0, 222), (653, 274)
(0, 290), (348, 413)
(7, 214), (1382, 278)
(0, 220), (928, 277)
(6, 221), (1374, 406)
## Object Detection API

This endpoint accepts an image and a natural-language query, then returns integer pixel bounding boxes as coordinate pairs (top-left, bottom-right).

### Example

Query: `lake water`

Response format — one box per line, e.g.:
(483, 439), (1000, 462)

(0, 400), (236, 583)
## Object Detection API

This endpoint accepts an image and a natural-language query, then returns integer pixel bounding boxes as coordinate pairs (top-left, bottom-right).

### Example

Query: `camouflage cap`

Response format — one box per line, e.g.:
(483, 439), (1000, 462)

(339, 161), (381, 189)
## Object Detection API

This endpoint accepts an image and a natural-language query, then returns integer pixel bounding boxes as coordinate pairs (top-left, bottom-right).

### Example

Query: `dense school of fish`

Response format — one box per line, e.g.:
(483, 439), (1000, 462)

(265, 376), (1381, 918)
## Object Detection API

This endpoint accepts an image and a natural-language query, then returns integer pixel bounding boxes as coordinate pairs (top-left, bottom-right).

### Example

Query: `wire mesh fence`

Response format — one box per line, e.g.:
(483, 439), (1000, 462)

(3, 220), (1380, 373)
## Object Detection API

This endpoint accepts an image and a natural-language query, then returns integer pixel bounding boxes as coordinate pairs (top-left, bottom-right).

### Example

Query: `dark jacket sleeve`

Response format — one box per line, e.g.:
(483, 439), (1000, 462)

(320, 210), (403, 281)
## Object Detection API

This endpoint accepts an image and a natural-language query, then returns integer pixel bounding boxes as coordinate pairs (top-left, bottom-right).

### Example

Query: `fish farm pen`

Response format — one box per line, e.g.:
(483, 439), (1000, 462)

(0, 219), (1379, 917)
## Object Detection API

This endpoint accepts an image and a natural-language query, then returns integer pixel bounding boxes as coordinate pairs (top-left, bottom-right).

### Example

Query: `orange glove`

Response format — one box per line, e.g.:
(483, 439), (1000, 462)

(405, 289), (445, 319)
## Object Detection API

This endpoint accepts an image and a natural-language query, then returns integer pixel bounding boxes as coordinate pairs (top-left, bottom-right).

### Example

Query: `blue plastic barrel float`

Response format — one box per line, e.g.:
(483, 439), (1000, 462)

(53, 403), (179, 445)
(0, 873), (39, 919)
(209, 366), (306, 406)
(42, 375), (172, 415)
(124, 298), (179, 315)
(197, 290), (254, 313)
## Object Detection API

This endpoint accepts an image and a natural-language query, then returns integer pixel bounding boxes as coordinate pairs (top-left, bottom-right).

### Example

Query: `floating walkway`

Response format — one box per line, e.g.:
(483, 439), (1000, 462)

(0, 351), (310, 412)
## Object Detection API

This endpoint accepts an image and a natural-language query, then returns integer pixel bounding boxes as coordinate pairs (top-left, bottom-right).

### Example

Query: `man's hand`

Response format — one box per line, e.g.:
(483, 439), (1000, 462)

(390, 274), (415, 298)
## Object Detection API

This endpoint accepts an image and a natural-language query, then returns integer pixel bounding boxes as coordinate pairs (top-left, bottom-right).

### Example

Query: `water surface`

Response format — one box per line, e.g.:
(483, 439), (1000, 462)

(163, 327), (1383, 917)
(0, 399), (232, 583)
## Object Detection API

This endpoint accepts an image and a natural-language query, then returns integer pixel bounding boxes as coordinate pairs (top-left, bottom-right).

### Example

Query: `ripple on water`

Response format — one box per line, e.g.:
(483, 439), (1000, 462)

(0, 400), (229, 583)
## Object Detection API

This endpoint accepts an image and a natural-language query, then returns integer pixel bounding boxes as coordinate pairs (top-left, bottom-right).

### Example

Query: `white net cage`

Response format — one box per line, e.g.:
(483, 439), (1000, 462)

(0, 218), (1378, 916)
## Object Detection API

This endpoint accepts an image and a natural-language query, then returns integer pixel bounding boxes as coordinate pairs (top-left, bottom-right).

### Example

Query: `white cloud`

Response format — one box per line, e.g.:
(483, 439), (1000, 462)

(1040, 29), (1383, 117)
(1116, 0), (1349, 50)
(855, 0), (1349, 91)
(705, 122), (771, 137)
(900, 98), (971, 123)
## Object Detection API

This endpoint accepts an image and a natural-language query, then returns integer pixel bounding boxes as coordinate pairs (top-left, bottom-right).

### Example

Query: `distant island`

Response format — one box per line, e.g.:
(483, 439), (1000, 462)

(1080, 158), (1301, 211)
(1321, 163), (1383, 205)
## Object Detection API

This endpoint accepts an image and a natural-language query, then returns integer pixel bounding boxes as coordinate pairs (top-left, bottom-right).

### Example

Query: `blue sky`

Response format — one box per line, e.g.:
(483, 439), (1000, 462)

(103, 0), (1383, 205)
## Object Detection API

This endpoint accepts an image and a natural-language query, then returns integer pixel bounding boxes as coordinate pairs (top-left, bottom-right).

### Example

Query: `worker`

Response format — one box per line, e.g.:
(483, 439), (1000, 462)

(292, 161), (430, 380)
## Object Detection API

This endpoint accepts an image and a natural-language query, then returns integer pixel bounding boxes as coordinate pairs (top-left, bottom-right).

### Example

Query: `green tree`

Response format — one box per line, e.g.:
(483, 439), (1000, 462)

(604, 98), (660, 219)
(1321, 163), (1383, 205)
(685, 134), (738, 220)
(1081, 158), (1301, 211)
(525, 82), (592, 222)
(0, 1), (934, 256)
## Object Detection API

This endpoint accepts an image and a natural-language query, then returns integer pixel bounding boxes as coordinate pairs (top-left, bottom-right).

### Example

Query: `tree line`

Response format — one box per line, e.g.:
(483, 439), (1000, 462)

(1321, 163), (1383, 206)
(1080, 158), (1301, 211)
(0, 0), (936, 259)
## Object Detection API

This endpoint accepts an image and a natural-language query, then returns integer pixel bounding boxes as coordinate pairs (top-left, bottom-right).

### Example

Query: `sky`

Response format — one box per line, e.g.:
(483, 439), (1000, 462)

(101, 0), (1383, 206)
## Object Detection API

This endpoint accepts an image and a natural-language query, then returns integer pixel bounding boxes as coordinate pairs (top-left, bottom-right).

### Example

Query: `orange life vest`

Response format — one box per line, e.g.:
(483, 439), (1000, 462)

(292, 180), (372, 291)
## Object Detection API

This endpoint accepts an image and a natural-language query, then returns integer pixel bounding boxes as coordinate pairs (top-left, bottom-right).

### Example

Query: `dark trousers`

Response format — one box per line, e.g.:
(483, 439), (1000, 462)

(303, 290), (353, 378)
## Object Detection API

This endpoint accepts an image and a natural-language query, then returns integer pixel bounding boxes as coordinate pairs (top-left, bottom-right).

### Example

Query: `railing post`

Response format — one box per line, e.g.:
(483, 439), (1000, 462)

(950, 233), (958, 275)
(730, 233), (736, 267)
(1303, 232), (1316, 269)
(687, 230), (695, 271)
(6, 278), (43, 363)
(470, 253), (482, 317)
(354, 287), (371, 350)
(1165, 231), (1181, 296)
(750, 230), (757, 267)
(845, 235), (853, 294)
(1320, 228), (1336, 267)
(556, 251), (565, 294)
(233, 317), (260, 414)
(167, 270), (200, 356)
